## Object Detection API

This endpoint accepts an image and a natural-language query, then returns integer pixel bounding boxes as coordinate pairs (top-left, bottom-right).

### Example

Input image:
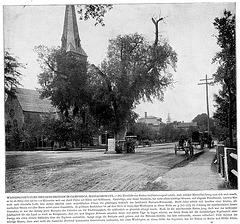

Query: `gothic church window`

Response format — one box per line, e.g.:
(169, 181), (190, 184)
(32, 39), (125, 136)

(6, 121), (12, 134)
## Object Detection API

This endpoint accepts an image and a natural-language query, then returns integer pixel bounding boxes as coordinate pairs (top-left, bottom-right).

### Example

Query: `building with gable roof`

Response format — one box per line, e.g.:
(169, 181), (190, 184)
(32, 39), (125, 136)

(138, 112), (163, 131)
(5, 88), (57, 129)
(5, 88), (58, 149)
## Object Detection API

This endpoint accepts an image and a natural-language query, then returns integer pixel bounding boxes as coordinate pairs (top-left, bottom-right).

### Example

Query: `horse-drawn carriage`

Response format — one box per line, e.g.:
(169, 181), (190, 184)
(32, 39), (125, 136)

(192, 131), (204, 149)
(174, 135), (194, 158)
(192, 131), (212, 149)
(175, 131), (213, 158)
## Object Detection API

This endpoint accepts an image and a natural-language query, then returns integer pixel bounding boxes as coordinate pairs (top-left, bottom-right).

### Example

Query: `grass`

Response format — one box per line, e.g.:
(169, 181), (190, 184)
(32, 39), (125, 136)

(218, 181), (238, 190)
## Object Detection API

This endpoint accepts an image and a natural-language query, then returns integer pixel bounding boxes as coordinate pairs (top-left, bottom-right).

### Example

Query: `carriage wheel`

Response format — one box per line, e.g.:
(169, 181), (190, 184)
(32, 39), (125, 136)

(185, 147), (189, 159)
(200, 141), (204, 149)
(131, 145), (135, 153)
(190, 146), (194, 158)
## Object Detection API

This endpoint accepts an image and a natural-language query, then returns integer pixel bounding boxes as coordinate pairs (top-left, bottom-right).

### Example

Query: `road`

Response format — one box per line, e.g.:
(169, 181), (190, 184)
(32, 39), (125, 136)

(6, 143), (190, 193)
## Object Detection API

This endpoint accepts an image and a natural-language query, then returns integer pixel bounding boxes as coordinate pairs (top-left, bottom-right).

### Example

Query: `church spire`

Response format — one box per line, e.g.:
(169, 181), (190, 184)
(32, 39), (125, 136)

(61, 5), (87, 60)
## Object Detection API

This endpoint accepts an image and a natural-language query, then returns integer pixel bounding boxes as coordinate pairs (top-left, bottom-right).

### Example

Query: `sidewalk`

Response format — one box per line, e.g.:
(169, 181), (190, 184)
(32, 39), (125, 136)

(154, 147), (225, 191)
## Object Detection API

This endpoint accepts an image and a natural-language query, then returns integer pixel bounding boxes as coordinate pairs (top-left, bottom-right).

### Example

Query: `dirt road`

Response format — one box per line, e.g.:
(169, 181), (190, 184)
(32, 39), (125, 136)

(6, 143), (189, 193)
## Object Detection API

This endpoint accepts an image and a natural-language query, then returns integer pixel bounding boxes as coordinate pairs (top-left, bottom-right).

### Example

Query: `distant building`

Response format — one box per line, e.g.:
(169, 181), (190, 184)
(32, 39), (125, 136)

(138, 112), (162, 130)
(174, 121), (198, 130)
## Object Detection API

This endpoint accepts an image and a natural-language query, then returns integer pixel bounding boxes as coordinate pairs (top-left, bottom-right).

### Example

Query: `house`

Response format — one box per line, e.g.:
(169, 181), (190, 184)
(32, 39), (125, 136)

(138, 112), (162, 131)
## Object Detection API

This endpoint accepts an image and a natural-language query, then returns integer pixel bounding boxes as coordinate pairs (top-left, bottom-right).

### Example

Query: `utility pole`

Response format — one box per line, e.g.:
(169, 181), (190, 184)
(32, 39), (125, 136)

(198, 75), (214, 135)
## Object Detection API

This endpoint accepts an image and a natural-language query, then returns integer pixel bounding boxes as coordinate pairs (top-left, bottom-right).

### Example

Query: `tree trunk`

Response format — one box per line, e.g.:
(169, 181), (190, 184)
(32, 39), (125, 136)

(225, 78), (233, 147)
(80, 139), (83, 150)
(227, 87), (233, 147)
(115, 125), (127, 141)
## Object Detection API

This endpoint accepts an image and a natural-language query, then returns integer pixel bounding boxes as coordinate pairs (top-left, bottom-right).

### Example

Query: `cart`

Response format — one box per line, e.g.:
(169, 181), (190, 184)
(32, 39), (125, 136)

(192, 131), (204, 149)
(174, 135), (194, 158)
(115, 136), (137, 153)
(202, 131), (213, 148)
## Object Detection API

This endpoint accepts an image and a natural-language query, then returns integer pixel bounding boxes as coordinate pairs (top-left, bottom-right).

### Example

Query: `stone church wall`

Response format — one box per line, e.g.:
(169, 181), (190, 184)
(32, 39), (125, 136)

(5, 96), (24, 131)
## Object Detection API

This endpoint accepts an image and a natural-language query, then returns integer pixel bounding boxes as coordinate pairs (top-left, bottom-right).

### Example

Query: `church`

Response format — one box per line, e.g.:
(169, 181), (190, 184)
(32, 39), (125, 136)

(5, 5), (88, 149)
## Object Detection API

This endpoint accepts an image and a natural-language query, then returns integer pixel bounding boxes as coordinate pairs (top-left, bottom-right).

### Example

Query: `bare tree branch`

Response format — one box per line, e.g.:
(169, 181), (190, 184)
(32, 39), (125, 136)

(152, 17), (164, 46)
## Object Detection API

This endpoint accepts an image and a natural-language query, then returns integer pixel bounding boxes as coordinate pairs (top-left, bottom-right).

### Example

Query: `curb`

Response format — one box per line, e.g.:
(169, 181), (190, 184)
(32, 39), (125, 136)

(171, 149), (205, 169)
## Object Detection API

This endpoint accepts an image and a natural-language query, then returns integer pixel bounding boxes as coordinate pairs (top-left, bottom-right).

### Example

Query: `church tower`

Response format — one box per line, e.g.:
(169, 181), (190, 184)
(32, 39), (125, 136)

(61, 5), (87, 61)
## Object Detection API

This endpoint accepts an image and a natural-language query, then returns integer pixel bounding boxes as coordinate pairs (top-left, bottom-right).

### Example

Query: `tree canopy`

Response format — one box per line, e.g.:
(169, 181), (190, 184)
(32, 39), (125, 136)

(4, 51), (24, 98)
(35, 17), (177, 140)
(212, 10), (235, 85)
(212, 10), (236, 146)
(90, 18), (177, 138)
(76, 4), (113, 26)
(192, 113), (214, 132)
(35, 45), (90, 117)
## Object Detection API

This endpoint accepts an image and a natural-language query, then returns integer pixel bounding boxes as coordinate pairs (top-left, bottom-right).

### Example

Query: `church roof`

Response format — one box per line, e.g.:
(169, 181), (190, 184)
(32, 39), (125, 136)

(61, 5), (87, 58)
(66, 43), (87, 58)
(15, 88), (56, 113)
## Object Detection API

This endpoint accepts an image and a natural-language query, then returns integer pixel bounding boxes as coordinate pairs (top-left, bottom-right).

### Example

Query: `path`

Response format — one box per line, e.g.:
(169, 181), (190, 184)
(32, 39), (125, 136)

(154, 147), (225, 191)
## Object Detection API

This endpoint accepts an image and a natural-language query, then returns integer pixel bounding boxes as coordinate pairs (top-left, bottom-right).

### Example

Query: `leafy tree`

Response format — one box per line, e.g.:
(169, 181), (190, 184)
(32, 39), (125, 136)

(192, 113), (214, 132)
(76, 4), (113, 26)
(22, 114), (45, 148)
(73, 116), (99, 148)
(4, 51), (24, 97)
(213, 85), (236, 128)
(35, 46), (102, 148)
(34, 46), (90, 117)
(42, 114), (97, 149)
(213, 86), (236, 142)
(5, 120), (21, 150)
(159, 122), (184, 142)
(35, 17), (177, 142)
(212, 10), (236, 147)
(90, 18), (177, 139)
(43, 117), (73, 147)
(128, 123), (154, 141)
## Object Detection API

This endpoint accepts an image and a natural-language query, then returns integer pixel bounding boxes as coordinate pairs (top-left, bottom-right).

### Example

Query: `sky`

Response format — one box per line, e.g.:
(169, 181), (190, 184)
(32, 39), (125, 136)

(3, 0), (236, 123)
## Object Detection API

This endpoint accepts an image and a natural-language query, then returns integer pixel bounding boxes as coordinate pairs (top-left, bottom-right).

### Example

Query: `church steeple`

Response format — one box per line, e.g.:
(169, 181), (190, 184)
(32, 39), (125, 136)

(61, 5), (87, 61)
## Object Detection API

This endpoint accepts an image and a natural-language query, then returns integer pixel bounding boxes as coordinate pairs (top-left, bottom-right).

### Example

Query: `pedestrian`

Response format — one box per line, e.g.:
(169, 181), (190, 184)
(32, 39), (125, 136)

(187, 136), (194, 158)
